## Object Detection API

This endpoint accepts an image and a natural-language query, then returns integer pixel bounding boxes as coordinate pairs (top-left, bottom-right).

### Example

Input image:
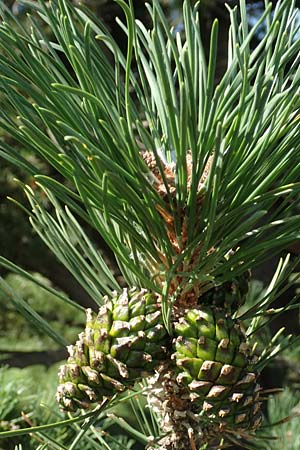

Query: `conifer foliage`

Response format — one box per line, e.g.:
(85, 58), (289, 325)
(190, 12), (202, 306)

(1, 0), (300, 448)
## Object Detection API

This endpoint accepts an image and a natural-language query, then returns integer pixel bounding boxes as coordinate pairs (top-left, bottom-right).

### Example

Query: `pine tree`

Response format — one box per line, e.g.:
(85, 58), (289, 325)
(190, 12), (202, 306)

(1, 0), (300, 448)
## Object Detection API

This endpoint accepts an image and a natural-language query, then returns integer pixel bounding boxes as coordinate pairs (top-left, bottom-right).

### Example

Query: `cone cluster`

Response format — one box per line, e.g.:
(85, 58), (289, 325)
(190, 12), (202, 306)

(57, 153), (263, 448)
(57, 288), (169, 411)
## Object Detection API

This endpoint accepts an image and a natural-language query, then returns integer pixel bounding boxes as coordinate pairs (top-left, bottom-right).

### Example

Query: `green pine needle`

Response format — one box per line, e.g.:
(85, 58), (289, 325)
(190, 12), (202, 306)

(0, 0), (300, 302)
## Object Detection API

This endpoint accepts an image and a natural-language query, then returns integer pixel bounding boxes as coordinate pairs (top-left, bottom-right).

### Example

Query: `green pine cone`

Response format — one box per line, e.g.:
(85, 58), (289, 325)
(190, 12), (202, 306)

(57, 288), (169, 411)
(201, 270), (251, 312)
(173, 306), (262, 432)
